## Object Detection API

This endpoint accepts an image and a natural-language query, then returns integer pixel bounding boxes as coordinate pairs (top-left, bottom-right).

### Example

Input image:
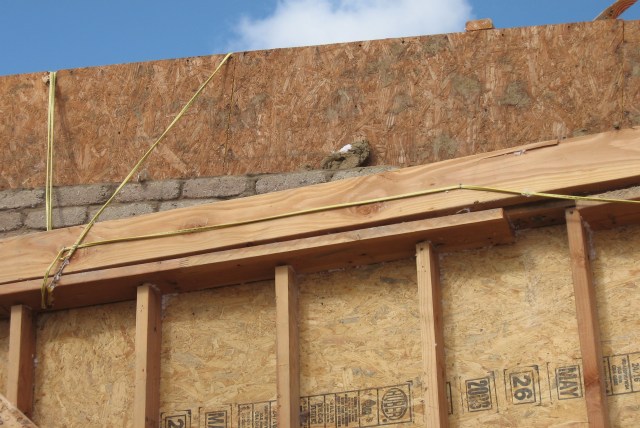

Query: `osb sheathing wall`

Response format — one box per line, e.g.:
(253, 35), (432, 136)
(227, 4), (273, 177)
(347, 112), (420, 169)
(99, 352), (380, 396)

(1, 20), (638, 189)
(11, 224), (638, 427)
(591, 224), (640, 427)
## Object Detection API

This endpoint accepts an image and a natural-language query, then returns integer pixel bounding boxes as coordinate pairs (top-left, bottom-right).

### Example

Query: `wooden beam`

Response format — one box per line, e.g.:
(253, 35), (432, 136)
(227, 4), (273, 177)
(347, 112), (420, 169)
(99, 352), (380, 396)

(134, 284), (162, 428)
(0, 392), (38, 427)
(416, 242), (448, 427)
(565, 209), (610, 427)
(0, 209), (512, 314)
(1, 128), (640, 287)
(7, 305), (35, 416)
(275, 266), (300, 428)
(577, 186), (640, 230)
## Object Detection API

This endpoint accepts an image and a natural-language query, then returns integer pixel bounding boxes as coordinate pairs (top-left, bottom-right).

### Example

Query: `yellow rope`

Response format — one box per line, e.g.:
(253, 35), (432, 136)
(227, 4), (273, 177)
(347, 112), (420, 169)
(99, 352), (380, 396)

(45, 71), (57, 231)
(40, 182), (640, 308)
(41, 53), (232, 307)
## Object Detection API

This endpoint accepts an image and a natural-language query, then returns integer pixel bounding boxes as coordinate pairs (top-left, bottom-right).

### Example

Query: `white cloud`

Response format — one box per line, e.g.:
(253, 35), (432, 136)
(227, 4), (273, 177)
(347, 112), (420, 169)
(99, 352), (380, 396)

(231, 0), (473, 51)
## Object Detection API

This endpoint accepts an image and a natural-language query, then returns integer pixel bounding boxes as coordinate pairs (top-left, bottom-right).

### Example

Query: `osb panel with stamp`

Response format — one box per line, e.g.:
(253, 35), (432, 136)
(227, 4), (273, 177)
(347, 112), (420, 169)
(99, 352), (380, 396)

(298, 260), (424, 427)
(31, 301), (135, 427)
(591, 224), (640, 427)
(159, 282), (277, 428)
(440, 226), (588, 427)
(0, 20), (628, 189)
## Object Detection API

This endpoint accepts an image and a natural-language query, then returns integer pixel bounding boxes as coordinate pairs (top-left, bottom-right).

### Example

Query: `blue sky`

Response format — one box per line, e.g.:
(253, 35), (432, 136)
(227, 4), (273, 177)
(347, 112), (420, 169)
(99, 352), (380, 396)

(1, 1), (638, 77)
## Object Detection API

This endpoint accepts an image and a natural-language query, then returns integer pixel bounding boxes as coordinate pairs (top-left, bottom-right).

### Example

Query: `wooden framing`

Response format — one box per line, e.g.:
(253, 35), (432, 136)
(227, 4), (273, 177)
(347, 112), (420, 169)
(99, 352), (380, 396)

(0, 209), (512, 313)
(566, 208), (611, 427)
(1, 129), (639, 426)
(416, 242), (448, 427)
(134, 284), (162, 428)
(275, 266), (300, 427)
(1, 128), (640, 288)
(7, 305), (35, 417)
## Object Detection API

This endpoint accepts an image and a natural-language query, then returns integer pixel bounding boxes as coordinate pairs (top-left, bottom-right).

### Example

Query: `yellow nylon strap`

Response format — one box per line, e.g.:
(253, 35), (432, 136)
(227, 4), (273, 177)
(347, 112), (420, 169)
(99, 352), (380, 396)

(45, 71), (57, 231)
(40, 181), (640, 308)
(41, 53), (233, 308)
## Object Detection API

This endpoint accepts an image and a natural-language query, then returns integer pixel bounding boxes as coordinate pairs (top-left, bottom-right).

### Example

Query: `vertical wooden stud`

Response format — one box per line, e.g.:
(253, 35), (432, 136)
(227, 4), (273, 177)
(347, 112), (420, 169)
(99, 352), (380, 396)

(416, 242), (449, 427)
(134, 284), (162, 428)
(7, 305), (35, 416)
(566, 208), (610, 427)
(275, 265), (300, 428)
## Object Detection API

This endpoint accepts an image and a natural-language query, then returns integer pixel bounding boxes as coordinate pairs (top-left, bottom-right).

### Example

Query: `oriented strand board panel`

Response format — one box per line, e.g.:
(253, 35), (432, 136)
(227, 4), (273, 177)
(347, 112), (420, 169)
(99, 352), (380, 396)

(298, 260), (424, 427)
(0, 20), (628, 189)
(31, 301), (135, 427)
(441, 227), (589, 427)
(0, 55), (233, 190)
(229, 21), (623, 175)
(623, 20), (640, 127)
(159, 282), (277, 428)
(0, 320), (8, 394)
(591, 224), (640, 427)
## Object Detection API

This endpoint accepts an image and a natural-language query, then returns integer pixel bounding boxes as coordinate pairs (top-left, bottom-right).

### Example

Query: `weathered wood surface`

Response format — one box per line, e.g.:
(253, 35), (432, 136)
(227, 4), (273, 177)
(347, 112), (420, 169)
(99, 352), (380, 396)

(0, 128), (639, 289)
(0, 20), (634, 189)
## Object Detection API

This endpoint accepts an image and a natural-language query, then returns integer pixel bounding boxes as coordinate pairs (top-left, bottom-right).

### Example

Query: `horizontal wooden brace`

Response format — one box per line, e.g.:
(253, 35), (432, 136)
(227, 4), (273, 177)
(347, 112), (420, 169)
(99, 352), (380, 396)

(1, 128), (640, 287)
(0, 209), (512, 314)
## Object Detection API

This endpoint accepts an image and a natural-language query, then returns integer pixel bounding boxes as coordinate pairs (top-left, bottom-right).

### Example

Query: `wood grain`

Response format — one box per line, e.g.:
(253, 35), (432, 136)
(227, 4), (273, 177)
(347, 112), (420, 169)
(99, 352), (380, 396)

(275, 266), (300, 428)
(416, 243), (448, 427)
(7, 305), (35, 416)
(0, 209), (511, 313)
(566, 208), (611, 427)
(0, 128), (639, 290)
(134, 284), (162, 428)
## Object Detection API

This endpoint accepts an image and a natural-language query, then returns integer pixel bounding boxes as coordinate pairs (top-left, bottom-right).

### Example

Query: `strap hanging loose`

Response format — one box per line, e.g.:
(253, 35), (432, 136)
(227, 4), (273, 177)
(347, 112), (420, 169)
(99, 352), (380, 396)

(45, 71), (57, 231)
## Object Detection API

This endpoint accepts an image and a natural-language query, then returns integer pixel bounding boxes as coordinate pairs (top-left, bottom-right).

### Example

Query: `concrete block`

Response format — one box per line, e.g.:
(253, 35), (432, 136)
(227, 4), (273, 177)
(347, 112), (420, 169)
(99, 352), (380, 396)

(182, 176), (249, 199)
(0, 212), (22, 232)
(25, 207), (87, 230)
(0, 189), (44, 209)
(88, 202), (156, 222)
(54, 184), (114, 206)
(256, 171), (330, 194)
(331, 166), (399, 181)
(115, 180), (181, 203)
(158, 199), (220, 212)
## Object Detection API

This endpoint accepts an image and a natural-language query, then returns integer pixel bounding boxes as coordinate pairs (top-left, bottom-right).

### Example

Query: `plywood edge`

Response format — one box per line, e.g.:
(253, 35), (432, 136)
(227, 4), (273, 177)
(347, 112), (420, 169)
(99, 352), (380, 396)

(0, 209), (511, 314)
(1, 127), (640, 286)
(0, 392), (38, 427)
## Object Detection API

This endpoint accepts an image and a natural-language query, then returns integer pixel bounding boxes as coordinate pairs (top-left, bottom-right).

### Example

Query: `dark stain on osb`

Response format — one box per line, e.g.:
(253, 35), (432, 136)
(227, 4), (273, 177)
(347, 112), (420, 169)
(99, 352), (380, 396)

(421, 35), (450, 57)
(389, 93), (414, 115)
(500, 81), (532, 107)
(432, 134), (460, 160)
(452, 74), (482, 100)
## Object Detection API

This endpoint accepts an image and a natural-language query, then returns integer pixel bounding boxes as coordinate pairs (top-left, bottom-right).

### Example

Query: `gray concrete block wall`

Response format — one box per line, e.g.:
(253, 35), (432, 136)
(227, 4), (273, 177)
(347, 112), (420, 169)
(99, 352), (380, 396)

(0, 166), (396, 240)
